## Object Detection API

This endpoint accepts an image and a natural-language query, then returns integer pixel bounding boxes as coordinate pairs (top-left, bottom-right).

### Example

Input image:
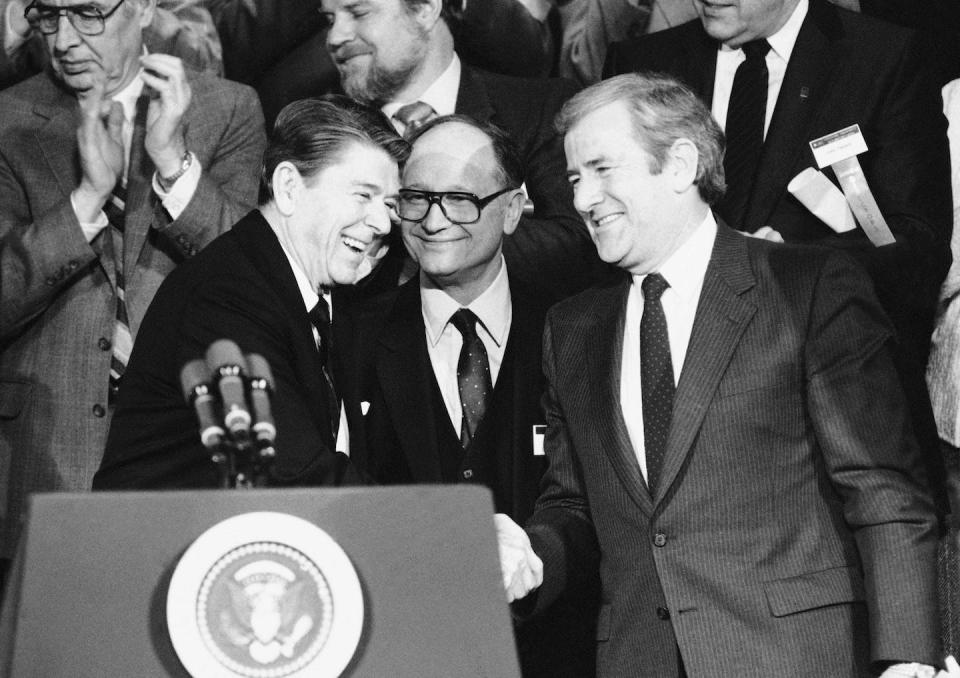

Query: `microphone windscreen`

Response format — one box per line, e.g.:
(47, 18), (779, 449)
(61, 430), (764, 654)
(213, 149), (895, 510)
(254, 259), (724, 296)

(179, 358), (210, 403)
(205, 339), (247, 374)
(245, 353), (274, 389)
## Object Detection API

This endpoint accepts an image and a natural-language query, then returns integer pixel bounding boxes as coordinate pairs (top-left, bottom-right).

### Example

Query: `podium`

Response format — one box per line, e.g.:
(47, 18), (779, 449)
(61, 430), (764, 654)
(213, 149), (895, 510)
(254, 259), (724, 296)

(0, 486), (521, 678)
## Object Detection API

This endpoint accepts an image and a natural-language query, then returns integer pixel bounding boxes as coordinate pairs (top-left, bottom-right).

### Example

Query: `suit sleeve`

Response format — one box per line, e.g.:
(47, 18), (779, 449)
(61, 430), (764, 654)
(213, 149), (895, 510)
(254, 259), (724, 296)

(0, 150), (100, 340)
(153, 80), (266, 256)
(503, 78), (611, 300)
(805, 252), (940, 665)
(825, 31), (952, 317)
(523, 313), (601, 615)
(96, 271), (361, 489)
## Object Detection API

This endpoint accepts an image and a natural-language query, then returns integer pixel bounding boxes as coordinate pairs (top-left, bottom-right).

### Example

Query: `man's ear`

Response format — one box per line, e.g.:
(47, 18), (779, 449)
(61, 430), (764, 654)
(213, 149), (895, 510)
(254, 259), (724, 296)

(665, 138), (699, 194)
(411, 0), (444, 31)
(138, 0), (157, 30)
(501, 188), (524, 236)
(272, 162), (303, 216)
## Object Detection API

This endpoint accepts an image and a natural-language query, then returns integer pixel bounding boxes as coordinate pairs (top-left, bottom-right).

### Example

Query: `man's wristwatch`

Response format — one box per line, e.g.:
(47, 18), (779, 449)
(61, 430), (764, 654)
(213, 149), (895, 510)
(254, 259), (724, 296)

(157, 151), (193, 192)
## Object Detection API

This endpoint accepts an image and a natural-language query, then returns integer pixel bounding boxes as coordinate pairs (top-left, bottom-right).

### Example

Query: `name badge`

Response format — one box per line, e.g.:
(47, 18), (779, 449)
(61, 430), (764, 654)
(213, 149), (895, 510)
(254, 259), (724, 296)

(532, 425), (546, 456)
(809, 124), (868, 168)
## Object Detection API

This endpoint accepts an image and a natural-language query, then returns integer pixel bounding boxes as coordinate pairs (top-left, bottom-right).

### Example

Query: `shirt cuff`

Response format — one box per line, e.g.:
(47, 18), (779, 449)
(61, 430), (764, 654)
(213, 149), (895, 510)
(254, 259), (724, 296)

(152, 154), (202, 220)
(70, 192), (109, 243)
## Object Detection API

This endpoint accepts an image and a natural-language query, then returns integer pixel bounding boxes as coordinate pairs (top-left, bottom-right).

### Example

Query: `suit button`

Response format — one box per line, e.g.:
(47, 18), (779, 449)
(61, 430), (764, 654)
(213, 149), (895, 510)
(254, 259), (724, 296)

(462, 469), (473, 480)
(653, 532), (667, 547)
(656, 606), (670, 620)
(92, 403), (106, 418)
(67, 260), (79, 270)
(46, 277), (56, 286)
(98, 337), (112, 351)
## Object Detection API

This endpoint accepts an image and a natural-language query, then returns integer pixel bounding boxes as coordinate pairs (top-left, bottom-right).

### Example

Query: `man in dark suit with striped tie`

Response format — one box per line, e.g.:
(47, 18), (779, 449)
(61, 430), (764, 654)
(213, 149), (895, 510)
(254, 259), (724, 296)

(346, 114), (597, 678)
(495, 73), (941, 677)
(0, 0), (264, 578)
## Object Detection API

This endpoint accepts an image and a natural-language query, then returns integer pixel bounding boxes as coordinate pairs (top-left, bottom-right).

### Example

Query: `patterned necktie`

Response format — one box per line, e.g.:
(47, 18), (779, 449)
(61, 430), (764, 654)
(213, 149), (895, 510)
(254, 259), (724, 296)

(394, 101), (437, 139)
(309, 297), (340, 441)
(640, 273), (675, 495)
(450, 308), (493, 449)
(105, 179), (131, 404)
(721, 39), (771, 229)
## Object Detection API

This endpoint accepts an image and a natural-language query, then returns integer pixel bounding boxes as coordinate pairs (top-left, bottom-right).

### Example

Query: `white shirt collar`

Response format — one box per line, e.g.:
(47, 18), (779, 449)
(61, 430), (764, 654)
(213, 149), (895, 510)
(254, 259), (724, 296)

(634, 210), (716, 299)
(718, 0), (807, 62)
(421, 256), (511, 347)
(112, 69), (144, 123)
(382, 53), (461, 121)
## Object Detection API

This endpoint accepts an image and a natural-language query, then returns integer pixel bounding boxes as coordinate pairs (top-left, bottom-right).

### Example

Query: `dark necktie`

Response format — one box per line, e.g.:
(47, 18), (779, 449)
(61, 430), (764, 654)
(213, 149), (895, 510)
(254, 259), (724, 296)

(309, 297), (340, 440)
(640, 273), (675, 495)
(721, 39), (771, 229)
(450, 308), (493, 449)
(394, 100), (436, 139)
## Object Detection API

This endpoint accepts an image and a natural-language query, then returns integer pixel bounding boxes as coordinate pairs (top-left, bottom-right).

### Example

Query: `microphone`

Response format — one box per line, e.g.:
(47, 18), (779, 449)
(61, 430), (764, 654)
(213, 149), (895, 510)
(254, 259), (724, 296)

(179, 358), (224, 449)
(205, 339), (252, 440)
(245, 352), (277, 450)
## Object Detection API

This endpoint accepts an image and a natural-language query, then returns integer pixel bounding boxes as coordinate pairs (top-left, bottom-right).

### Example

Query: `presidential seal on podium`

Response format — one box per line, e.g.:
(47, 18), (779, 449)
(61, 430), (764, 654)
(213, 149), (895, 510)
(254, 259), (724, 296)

(167, 512), (364, 678)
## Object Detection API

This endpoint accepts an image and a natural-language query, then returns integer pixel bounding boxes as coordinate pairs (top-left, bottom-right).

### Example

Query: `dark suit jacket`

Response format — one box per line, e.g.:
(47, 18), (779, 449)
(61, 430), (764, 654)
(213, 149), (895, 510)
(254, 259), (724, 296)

(525, 224), (939, 677)
(605, 0), (952, 358)
(0, 70), (264, 557)
(93, 210), (361, 490)
(346, 274), (598, 678)
(361, 64), (609, 303)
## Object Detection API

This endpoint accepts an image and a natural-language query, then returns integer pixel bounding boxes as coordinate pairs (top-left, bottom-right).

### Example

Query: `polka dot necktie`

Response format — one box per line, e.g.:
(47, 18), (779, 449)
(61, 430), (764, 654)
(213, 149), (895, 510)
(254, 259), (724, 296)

(640, 273), (675, 494)
(450, 308), (493, 449)
(393, 100), (437, 139)
(721, 38), (771, 229)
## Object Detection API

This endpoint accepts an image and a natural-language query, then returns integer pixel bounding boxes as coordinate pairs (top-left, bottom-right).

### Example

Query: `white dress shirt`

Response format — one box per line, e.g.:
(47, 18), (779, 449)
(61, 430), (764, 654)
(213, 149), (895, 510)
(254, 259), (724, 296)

(621, 211), (717, 480)
(421, 258), (512, 434)
(276, 235), (350, 454)
(382, 54), (461, 136)
(74, 62), (202, 242)
(712, 0), (807, 138)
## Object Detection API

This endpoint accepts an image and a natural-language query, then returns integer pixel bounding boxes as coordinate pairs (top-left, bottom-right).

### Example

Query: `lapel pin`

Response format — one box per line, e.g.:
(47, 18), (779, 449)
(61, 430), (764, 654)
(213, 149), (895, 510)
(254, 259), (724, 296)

(800, 86), (810, 100)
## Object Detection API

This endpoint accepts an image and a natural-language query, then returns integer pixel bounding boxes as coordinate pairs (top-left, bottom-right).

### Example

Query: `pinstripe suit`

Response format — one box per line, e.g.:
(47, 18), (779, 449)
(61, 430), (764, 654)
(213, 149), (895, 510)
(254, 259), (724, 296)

(525, 223), (939, 677)
(0, 70), (265, 559)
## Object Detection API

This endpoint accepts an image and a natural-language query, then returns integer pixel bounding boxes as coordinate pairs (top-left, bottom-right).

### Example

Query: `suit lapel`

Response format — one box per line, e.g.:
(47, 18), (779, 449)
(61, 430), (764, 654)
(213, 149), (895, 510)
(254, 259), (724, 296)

(231, 212), (333, 440)
(376, 282), (444, 481)
(745, 0), (841, 228)
(683, 23), (718, 106)
(653, 224), (757, 505)
(589, 278), (655, 515)
(455, 66), (495, 123)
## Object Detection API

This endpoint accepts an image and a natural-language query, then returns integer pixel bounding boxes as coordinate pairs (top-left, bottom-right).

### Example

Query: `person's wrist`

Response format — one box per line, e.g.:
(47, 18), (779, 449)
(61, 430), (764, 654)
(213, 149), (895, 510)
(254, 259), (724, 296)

(156, 150), (192, 192)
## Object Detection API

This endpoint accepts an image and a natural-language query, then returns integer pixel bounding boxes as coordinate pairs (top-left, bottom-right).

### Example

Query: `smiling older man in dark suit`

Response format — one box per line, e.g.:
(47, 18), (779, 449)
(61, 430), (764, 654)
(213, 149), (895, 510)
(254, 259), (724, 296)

(347, 114), (597, 678)
(496, 73), (941, 678)
(0, 0), (264, 577)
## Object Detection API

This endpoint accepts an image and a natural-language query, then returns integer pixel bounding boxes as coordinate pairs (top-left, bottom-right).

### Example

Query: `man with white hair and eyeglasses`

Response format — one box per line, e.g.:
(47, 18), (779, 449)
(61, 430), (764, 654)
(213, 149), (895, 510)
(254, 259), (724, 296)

(0, 0), (264, 583)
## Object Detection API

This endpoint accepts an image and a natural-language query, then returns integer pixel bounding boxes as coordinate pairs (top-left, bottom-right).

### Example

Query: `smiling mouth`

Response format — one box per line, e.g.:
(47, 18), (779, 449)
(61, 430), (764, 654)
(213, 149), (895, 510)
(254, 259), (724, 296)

(342, 235), (368, 254)
(592, 213), (623, 227)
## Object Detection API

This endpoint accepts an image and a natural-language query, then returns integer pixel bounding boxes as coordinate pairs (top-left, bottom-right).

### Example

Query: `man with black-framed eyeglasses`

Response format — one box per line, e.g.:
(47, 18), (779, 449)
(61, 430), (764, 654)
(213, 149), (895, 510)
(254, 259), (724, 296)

(347, 113), (599, 678)
(0, 0), (265, 583)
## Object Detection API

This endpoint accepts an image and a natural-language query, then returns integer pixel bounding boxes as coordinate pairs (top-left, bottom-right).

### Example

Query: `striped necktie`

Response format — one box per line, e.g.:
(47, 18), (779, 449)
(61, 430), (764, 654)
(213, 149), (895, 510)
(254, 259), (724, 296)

(105, 180), (131, 404)
(394, 101), (436, 139)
